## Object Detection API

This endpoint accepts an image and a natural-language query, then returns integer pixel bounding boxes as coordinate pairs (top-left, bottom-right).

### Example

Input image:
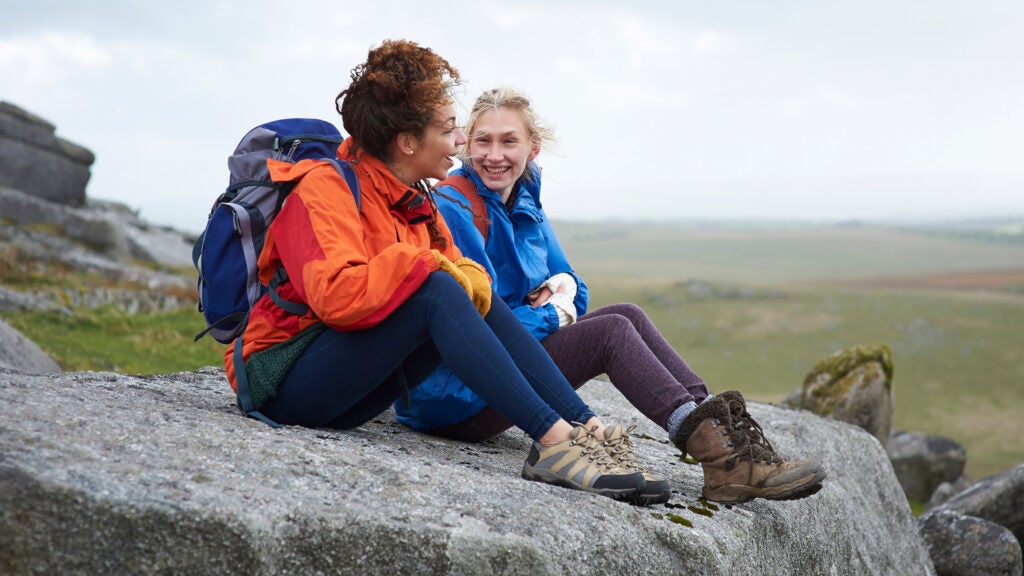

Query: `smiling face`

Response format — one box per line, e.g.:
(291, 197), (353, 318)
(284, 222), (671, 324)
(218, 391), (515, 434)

(405, 102), (466, 182)
(466, 107), (540, 200)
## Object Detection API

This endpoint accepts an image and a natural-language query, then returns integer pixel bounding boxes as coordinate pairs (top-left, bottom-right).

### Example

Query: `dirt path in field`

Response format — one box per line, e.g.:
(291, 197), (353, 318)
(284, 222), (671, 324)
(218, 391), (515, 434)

(818, 269), (1024, 291)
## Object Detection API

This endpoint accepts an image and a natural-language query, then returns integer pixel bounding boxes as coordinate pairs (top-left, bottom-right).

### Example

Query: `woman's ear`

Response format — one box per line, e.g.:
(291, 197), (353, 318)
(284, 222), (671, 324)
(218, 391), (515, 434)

(395, 132), (418, 157)
(527, 141), (541, 162)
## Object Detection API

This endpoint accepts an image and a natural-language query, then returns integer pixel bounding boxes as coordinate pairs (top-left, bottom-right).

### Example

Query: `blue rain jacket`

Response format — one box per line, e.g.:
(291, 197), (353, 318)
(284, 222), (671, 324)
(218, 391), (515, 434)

(394, 163), (588, 431)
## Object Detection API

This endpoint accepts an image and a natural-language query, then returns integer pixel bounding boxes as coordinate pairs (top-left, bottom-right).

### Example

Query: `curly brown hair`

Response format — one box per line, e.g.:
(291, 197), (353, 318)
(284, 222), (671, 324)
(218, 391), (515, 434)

(335, 39), (461, 161)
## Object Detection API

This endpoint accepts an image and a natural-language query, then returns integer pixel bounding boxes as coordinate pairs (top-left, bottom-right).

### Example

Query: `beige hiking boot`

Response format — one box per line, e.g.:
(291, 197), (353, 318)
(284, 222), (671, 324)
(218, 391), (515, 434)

(523, 423), (645, 501)
(671, 391), (826, 504)
(602, 424), (672, 505)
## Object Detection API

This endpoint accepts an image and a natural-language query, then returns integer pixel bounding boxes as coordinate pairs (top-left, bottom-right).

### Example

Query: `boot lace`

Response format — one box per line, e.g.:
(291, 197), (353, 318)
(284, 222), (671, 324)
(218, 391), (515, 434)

(571, 423), (621, 472)
(602, 424), (648, 473)
(722, 398), (785, 470)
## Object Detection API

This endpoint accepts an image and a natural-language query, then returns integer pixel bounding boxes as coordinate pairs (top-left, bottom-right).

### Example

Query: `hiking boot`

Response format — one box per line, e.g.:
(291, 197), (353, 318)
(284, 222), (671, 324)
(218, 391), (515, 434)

(602, 424), (672, 505)
(671, 390), (826, 504)
(523, 423), (646, 501)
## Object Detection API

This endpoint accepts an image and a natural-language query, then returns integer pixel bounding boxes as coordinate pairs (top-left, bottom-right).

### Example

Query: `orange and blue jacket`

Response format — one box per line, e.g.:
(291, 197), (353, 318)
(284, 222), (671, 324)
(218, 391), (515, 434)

(224, 138), (465, 391)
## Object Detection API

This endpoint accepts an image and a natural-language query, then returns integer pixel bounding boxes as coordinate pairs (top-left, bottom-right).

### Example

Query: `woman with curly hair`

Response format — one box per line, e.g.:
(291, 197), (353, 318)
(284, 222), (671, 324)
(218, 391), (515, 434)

(395, 87), (827, 504)
(223, 40), (656, 502)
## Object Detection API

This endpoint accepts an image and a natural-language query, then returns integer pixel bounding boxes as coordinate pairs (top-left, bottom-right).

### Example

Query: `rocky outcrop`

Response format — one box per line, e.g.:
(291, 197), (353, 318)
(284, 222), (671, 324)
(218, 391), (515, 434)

(0, 102), (195, 270)
(0, 185), (195, 268)
(784, 343), (894, 447)
(0, 368), (934, 575)
(0, 204), (195, 315)
(0, 101), (93, 207)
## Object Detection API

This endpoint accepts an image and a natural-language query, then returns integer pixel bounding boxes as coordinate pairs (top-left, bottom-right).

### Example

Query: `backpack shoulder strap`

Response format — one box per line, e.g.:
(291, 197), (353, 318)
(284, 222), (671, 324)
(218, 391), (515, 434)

(325, 158), (361, 209)
(440, 175), (489, 241)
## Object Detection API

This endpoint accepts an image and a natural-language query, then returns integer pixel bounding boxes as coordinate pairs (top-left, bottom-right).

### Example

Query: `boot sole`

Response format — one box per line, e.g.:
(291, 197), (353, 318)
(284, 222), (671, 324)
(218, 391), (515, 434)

(522, 465), (642, 501)
(632, 490), (672, 506)
(631, 479), (672, 506)
(703, 466), (827, 505)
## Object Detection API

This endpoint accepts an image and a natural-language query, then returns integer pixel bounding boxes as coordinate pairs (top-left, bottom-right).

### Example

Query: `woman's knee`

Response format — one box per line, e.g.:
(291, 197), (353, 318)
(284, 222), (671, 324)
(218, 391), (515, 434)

(410, 272), (478, 314)
(610, 302), (647, 322)
(421, 270), (463, 296)
(580, 313), (637, 350)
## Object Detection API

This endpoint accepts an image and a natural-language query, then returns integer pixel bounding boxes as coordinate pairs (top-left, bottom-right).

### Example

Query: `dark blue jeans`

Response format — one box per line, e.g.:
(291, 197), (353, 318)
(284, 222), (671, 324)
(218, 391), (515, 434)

(260, 272), (595, 440)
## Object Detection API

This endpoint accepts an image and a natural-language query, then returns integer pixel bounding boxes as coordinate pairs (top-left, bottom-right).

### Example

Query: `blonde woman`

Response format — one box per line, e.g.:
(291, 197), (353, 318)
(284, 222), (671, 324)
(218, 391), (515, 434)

(396, 87), (826, 505)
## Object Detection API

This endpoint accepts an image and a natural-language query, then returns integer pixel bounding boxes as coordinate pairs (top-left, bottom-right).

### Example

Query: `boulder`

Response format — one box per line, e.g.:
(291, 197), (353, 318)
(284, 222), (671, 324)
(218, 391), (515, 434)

(0, 101), (93, 207)
(887, 430), (968, 503)
(927, 464), (1024, 547)
(0, 319), (60, 374)
(918, 511), (1022, 576)
(0, 368), (934, 575)
(926, 476), (972, 511)
(784, 343), (894, 447)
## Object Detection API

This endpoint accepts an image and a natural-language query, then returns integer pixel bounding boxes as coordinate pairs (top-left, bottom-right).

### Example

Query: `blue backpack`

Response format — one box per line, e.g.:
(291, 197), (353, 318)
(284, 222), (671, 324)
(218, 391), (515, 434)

(192, 118), (360, 425)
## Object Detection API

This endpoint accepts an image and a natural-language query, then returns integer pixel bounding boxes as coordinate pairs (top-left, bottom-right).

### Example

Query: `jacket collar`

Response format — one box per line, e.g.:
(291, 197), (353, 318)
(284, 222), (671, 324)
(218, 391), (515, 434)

(338, 137), (423, 208)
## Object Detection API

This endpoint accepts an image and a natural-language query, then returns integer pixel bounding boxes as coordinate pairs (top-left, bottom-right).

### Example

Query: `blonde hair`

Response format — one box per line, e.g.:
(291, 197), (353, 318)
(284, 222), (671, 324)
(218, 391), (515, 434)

(461, 87), (555, 159)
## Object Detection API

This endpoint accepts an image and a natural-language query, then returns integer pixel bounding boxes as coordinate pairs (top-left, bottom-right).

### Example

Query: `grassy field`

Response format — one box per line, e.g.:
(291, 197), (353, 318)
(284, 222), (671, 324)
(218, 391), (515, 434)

(556, 221), (1024, 286)
(557, 220), (1024, 482)
(2, 306), (225, 374)
(3, 220), (1022, 483)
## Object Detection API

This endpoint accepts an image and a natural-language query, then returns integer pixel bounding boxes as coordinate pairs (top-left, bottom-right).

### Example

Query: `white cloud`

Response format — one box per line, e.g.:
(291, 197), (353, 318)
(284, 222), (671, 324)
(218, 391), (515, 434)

(693, 30), (726, 55)
(0, 32), (111, 85)
(2, 0), (1022, 232)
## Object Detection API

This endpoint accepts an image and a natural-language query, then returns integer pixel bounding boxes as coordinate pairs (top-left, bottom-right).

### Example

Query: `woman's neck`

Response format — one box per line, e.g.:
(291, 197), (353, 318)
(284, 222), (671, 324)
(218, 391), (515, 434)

(384, 157), (417, 186)
(498, 186), (515, 205)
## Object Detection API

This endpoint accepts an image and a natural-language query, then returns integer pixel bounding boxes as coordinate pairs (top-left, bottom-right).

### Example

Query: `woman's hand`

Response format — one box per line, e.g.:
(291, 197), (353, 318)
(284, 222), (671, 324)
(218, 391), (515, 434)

(527, 283), (566, 308)
(431, 250), (473, 296)
(529, 275), (577, 327)
(453, 258), (492, 317)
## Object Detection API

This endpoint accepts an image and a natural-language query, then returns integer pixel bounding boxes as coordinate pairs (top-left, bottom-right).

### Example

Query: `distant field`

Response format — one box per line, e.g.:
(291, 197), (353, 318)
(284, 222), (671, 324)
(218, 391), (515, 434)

(554, 220), (1024, 482)
(555, 221), (1024, 286)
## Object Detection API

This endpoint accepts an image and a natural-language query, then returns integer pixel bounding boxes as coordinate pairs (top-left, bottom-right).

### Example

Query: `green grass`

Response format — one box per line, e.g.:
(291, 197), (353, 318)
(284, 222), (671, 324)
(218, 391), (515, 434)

(2, 306), (224, 374)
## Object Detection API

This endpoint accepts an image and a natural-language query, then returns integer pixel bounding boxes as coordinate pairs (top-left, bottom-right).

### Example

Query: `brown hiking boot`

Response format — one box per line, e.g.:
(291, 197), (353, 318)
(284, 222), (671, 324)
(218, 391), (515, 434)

(671, 391), (826, 504)
(602, 424), (672, 506)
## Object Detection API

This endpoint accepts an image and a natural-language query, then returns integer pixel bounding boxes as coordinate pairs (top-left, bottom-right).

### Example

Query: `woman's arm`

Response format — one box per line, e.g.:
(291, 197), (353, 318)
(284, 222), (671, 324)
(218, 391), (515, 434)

(267, 161), (440, 330)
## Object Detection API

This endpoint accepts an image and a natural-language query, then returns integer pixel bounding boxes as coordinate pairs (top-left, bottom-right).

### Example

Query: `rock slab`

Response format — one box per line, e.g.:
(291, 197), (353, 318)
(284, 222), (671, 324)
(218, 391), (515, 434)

(0, 368), (934, 575)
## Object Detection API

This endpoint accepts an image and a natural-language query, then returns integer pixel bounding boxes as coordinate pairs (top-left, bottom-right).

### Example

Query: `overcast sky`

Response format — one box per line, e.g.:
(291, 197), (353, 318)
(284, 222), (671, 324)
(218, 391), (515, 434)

(2, 1), (1022, 234)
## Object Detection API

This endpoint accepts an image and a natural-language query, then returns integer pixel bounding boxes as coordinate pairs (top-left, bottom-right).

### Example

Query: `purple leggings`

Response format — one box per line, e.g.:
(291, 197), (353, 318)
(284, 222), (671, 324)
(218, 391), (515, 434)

(433, 302), (710, 442)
